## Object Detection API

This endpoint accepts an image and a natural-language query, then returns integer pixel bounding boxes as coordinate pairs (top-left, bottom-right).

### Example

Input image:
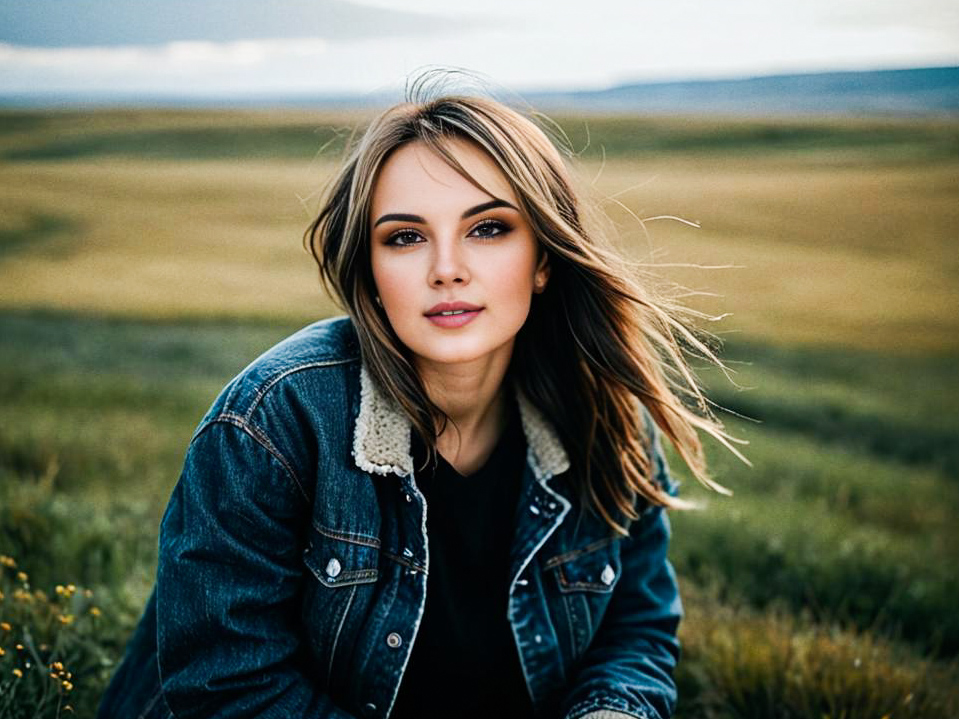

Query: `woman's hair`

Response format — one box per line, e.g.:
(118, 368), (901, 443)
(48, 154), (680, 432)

(304, 75), (744, 536)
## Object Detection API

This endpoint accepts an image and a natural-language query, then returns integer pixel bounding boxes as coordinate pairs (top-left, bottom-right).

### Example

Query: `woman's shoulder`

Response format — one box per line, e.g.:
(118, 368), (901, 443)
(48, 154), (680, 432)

(192, 314), (361, 438)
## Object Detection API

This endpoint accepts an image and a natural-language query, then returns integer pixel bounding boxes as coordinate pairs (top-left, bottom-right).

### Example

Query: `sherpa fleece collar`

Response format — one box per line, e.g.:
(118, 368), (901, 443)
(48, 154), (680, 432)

(352, 363), (570, 481)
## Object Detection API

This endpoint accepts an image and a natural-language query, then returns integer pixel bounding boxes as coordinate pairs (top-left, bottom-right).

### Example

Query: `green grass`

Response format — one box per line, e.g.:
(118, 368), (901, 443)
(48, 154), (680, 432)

(676, 584), (959, 719)
(548, 114), (959, 164)
(701, 341), (959, 477)
(3, 125), (352, 163)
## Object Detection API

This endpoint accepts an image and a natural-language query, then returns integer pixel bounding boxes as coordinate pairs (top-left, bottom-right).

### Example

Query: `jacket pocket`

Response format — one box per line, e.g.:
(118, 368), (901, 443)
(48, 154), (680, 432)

(542, 538), (622, 660)
(302, 525), (380, 587)
(543, 536), (621, 593)
(301, 525), (380, 687)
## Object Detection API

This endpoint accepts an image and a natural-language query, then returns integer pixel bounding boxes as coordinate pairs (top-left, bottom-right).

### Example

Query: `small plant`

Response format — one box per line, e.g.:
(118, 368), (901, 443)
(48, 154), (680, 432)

(0, 554), (111, 718)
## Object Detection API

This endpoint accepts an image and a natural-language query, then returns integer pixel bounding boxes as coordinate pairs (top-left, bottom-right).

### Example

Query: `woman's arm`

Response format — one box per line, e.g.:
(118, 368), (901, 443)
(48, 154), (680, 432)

(156, 418), (358, 719)
(558, 418), (683, 719)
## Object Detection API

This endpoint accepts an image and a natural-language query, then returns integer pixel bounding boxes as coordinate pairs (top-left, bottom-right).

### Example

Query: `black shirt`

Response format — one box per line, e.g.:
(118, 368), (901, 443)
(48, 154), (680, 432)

(390, 394), (535, 719)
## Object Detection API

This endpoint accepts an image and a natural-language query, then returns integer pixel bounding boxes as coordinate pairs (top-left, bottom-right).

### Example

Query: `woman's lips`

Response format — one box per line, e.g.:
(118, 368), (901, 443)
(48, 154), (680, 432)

(425, 308), (483, 328)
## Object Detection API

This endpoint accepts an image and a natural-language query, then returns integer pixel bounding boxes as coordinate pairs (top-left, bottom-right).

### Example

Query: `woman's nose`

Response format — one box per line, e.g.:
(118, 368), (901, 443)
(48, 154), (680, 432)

(427, 237), (470, 287)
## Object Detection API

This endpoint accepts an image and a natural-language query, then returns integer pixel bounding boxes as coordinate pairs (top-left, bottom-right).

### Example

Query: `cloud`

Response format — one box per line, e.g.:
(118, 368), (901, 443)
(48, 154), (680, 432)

(0, 0), (482, 47)
(0, 38), (341, 95)
(0, 38), (329, 68)
(819, 0), (959, 32)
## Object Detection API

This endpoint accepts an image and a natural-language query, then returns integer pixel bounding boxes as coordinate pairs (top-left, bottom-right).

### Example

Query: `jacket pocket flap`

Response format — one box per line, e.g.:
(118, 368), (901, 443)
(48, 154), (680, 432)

(543, 538), (620, 593)
(302, 525), (380, 588)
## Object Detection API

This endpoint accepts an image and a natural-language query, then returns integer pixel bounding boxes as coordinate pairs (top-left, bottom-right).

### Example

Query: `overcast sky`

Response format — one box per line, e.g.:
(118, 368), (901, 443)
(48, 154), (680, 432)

(1, 0), (957, 97)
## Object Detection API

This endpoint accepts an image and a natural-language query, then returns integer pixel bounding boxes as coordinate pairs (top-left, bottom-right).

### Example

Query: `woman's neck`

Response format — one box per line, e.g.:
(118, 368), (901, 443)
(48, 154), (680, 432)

(415, 349), (513, 474)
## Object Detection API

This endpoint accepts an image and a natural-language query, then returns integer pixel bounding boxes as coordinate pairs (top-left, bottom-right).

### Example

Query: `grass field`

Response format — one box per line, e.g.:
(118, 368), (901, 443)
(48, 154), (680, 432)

(1, 109), (957, 717)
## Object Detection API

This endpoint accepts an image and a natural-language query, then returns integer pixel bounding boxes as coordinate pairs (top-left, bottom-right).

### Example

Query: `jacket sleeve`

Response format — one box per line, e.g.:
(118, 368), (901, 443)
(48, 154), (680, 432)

(156, 418), (358, 719)
(558, 416), (683, 719)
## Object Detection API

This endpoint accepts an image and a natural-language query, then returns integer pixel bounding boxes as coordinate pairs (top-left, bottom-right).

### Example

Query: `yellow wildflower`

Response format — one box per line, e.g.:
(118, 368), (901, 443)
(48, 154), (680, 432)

(55, 585), (66, 596)
(90, 606), (102, 617)
(0, 647), (5, 656)
(57, 614), (75, 626)
(62, 680), (73, 691)
(16, 571), (27, 582)
(15, 643), (24, 650)
(0, 555), (15, 568)
(13, 668), (23, 678)
(52, 661), (63, 671)
(0, 621), (11, 631)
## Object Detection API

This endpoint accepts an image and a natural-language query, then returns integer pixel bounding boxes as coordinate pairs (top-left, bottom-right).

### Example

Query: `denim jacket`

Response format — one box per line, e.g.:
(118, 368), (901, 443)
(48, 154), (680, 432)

(98, 315), (683, 719)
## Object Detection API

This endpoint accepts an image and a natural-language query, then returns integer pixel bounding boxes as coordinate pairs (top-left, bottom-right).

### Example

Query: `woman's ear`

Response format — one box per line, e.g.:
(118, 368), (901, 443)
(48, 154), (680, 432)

(534, 248), (550, 293)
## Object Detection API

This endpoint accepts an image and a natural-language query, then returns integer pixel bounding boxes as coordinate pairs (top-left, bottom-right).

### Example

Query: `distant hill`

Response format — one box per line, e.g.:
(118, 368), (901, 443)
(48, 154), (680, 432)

(525, 66), (959, 117)
(2, 66), (957, 117)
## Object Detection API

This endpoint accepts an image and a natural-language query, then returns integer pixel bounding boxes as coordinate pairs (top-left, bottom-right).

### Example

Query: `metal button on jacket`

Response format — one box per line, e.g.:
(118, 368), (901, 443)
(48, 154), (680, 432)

(325, 558), (342, 579)
(386, 632), (402, 648)
(601, 563), (616, 586)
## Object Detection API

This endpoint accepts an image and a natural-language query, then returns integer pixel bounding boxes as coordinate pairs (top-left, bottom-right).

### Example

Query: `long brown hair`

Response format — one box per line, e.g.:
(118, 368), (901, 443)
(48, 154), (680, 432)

(304, 79), (745, 536)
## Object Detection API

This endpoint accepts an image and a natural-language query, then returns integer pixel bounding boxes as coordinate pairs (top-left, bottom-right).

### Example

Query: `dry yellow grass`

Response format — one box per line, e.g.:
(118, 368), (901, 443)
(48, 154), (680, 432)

(587, 156), (959, 352)
(1, 127), (956, 353)
(0, 159), (343, 321)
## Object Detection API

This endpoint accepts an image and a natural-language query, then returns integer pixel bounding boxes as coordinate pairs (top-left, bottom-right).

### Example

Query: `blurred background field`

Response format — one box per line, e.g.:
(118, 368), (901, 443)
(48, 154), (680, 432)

(1, 109), (958, 716)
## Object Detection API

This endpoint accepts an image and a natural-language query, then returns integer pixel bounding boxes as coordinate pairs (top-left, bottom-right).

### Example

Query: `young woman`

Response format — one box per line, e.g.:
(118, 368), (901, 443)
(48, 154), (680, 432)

(98, 87), (738, 719)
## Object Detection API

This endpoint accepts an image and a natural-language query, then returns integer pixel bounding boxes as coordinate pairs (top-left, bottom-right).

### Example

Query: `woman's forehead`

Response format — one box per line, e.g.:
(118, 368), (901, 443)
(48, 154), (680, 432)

(371, 138), (516, 212)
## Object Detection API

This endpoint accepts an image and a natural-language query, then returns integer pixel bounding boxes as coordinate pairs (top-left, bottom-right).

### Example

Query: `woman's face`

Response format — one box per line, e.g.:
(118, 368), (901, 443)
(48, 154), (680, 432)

(369, 138), (549, 369)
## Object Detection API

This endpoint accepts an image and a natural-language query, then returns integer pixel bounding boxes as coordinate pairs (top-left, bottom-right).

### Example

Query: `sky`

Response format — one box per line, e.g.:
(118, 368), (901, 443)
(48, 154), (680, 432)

(1, 0), (957, 98)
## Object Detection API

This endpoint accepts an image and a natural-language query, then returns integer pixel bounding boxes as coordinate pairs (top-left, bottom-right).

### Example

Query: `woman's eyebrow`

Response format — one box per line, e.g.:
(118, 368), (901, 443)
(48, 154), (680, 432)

(462, 199), (517, 219)
(373, 199), (518, 228)
(373, 212), (424, 228)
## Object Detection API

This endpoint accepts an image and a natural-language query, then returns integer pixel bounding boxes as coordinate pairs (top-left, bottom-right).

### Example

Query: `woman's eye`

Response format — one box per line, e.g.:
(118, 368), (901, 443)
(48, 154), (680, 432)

(469, 220), (510, 239)
(386, 230), (423, 247)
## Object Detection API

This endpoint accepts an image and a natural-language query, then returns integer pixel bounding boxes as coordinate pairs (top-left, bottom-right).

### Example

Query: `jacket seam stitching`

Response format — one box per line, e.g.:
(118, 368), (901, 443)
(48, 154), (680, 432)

(243, 358), (358, 422)
(204, 413), (310, 503)
(311, 520), (382, 548)
(542, 535), (617, 569)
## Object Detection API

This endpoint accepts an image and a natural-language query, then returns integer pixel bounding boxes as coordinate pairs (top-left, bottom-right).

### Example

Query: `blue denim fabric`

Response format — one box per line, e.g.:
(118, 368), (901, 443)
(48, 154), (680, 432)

(97, 315), (682, 719)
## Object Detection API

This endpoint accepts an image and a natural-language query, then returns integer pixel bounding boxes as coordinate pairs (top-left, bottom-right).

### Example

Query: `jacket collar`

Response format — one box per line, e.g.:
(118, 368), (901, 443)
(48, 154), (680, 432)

(352, 362), (570, 481)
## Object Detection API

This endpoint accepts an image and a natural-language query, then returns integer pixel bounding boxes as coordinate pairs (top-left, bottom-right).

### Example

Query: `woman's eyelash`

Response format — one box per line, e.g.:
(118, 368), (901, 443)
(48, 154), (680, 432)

(385, 229), (422, 246)
(384, 219), (511, 246)
(469, 219), (511, 238)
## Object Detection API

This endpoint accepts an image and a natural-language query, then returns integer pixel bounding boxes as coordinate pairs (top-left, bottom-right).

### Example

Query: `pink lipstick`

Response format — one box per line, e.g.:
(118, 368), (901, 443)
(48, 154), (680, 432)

(424, 301), (484, 329)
